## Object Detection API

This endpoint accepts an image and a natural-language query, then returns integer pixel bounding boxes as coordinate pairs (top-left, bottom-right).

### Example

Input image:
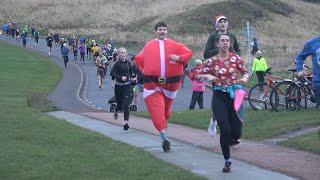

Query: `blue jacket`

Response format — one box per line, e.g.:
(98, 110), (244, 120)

(296, 36), (320, 87)
(2, 24), (9, 31)
(61, 46), (69, 56)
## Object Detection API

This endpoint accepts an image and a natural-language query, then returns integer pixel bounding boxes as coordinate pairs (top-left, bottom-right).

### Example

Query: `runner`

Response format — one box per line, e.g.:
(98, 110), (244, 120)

(46, 33), (54, 56)
(2, 22), (9, 37)
(135, 22), (193, 152)
(15, 29), (20, 43)
(21, 31), (27, 47)
(110, 47), (134, 131)
(34, 30), (39, 45)
(194, 34), (249, 173)
(131, 55), (143, 110)
(95, 51), (107, 89)
(61, 43), (69, 68)
(53, 33), (60, 47)
(204, 15), (241, 137)
(86, 38), (92, 60)
(72, 39), (78, 61)
(30, 24), (35, 37)
(204, 15), (240, 58)
(79, 42), (86, 62)
(91, 42), (100, 62)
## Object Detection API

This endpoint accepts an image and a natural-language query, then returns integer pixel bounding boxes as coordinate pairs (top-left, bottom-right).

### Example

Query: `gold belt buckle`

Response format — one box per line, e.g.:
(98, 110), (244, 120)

(158, 77), (166, 84)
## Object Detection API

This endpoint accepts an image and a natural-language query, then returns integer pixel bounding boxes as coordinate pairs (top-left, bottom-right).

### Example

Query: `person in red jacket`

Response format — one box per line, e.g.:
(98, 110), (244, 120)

(135, 22), (193, 152)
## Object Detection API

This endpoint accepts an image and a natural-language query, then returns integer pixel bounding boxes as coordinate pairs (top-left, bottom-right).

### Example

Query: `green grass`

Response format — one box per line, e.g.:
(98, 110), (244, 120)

(133, 108), (320, 141)
(0, 41), (204, 179)
(278, 131), (320, 155)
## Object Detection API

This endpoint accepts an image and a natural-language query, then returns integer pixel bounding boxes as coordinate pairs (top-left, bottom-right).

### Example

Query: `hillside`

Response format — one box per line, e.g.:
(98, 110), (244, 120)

(0, 0), (319, 71)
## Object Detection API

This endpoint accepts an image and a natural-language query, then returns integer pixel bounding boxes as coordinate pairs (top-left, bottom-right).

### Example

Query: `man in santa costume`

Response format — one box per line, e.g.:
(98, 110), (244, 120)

(135, 22), (192, 152)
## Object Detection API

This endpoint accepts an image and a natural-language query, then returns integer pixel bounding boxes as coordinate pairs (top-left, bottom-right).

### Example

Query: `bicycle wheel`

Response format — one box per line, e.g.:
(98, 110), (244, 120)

(248, 83), (270, 111)
(270, 81), (301, 112)
(286, 82), (301, 110)
(298, 84), (308, 109)
(299, 84), (315, 109)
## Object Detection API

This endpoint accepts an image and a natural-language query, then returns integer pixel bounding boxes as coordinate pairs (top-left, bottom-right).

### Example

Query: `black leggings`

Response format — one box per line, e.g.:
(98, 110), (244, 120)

(114, 84), (131, 121)
(256, 71), (265, 84)
(80, 53), (85, 62)
(189, 91), (203, 109)
(63, 56), (68, 68)
(212, 90), (242, 160)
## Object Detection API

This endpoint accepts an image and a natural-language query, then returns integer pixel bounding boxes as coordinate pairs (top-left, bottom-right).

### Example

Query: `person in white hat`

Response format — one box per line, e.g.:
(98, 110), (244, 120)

(204, 15), (240, 59)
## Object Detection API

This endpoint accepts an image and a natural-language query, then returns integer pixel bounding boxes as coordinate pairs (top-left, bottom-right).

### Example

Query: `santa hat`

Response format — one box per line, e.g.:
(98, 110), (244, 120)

(213, 15), (227, 27)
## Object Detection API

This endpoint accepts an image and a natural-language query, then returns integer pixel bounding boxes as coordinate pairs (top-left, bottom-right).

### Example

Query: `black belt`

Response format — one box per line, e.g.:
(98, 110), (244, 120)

(143, 75), (182, 84)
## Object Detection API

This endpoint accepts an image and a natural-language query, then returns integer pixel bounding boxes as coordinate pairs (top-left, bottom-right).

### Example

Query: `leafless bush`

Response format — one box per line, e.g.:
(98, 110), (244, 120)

(27, 93), (58, 112)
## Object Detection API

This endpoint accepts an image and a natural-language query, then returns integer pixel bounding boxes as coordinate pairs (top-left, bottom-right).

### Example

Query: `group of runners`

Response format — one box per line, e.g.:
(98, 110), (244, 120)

(2, 14), (319, 174)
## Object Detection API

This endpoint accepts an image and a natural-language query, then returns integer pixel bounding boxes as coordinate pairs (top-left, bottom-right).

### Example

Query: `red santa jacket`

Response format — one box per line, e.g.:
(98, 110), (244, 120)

(135, 38), (192, 92)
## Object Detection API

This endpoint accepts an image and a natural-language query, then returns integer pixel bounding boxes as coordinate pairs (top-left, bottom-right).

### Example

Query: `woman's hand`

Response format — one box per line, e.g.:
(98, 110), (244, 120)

(237, 77), (248, 84)
(169, 54), (181, 62)
(196, 74), (219, 82)
(122, 76), (127, 81)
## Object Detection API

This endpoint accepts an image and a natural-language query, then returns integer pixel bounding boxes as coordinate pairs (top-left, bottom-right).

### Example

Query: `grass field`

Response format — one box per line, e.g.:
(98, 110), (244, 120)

(133, 108), (320, 141)
(278, 131), (320, 155)
(0, 41), (204, 179)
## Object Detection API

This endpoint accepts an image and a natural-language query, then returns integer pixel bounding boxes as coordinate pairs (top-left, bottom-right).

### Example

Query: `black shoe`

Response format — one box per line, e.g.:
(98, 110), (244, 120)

(222, 162), (232, 173)
(162, 140), (171, 152)
(123, 123), (129, 131)
(230, 139), (240, 146)
(113, 111), (118, 120)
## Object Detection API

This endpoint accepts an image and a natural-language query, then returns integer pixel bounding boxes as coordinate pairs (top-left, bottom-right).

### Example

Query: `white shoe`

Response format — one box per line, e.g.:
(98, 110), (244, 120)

(208, 118), (217, 137)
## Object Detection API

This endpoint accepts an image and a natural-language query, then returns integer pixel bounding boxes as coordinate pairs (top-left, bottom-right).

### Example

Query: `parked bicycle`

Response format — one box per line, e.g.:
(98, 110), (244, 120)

(269, 66), (314, 112)
(248, 68), (284, 111)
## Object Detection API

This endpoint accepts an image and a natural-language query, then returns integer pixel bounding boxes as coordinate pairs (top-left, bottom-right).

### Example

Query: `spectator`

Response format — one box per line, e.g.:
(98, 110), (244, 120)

(251, 50), (268, 87)
(251, 38), (259, 55)
(188, 59), (206, 110)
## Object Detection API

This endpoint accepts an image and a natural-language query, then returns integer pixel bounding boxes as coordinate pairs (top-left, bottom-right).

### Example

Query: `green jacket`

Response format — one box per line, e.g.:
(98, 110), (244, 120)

(252, 57), (267, 72)
(204, 31), (240, 59)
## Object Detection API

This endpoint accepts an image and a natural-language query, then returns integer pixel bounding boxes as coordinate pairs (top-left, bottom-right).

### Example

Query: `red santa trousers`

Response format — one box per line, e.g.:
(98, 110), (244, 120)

(144, 91), (174, 131)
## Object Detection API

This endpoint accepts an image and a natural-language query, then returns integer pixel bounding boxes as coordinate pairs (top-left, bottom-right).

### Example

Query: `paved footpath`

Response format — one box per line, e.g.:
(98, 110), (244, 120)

(1, 35), (319, 179)
(49, 111), (293, 180)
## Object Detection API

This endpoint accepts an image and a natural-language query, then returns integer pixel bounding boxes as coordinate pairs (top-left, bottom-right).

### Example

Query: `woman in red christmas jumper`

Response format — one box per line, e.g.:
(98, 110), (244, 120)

(135, 22), (192, 152)
(193, 34), (249, 172)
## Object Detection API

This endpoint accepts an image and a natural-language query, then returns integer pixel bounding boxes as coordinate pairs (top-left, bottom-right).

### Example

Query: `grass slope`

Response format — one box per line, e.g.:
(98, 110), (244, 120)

(0, 41), (203, 179)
